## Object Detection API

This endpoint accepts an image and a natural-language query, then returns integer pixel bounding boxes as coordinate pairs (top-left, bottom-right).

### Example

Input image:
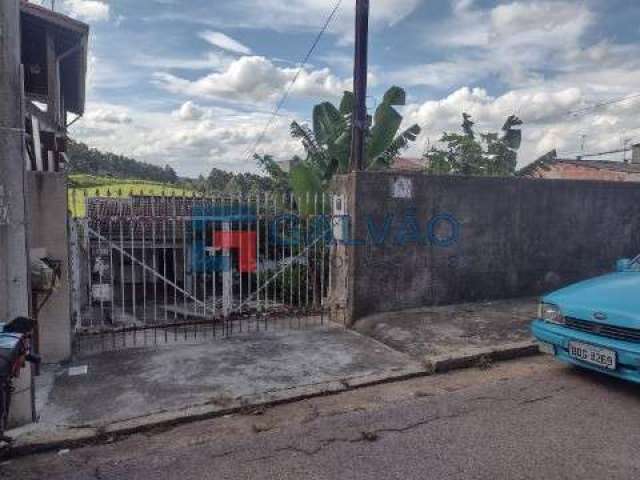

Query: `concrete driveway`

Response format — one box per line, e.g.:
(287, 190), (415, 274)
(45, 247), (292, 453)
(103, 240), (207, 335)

(353, 297), (537, 360)
(35, 324), (422, 427)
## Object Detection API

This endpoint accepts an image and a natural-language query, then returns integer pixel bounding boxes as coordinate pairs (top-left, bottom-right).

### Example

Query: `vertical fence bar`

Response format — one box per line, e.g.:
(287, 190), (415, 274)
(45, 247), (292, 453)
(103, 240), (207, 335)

(107, 217), (114, 350)
(162, 196), (168, 333)
(83, 193), (92, 326)
(142, 214), (147, 345)
(222, 196), (232, 324)
(182, 191), (188, 331)
(289, 192), (294, 310)
(212, 193), (218, 327)
(96, 208), (105, 326)
(297, 193), (302, 314)
(321, 192), (326, 324)
(264, 192), (270, 315)
(256, 192), (262, 319)
(151, 198), (158, 344)
(130, 197), (136, 324)
(172, 195), (178, 324)
(304, 191), (311, 312)
(280, 192), (285, 314)
(313, 192), (319, 311)
(238, 194), (243, 323)
(253, 192), (259, 329)
(201, 192), (207, 322)
(119, 203), (125, 327)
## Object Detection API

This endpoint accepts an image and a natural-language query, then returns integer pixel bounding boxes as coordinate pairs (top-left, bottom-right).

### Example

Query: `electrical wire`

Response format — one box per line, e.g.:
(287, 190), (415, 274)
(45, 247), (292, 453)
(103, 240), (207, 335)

(568, 92), (640, 117)
(241, 0), (344, 165)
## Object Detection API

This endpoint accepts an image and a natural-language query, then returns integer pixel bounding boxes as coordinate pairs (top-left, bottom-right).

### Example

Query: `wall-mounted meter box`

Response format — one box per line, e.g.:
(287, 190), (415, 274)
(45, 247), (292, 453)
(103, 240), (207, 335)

(332, 195), (346, 241)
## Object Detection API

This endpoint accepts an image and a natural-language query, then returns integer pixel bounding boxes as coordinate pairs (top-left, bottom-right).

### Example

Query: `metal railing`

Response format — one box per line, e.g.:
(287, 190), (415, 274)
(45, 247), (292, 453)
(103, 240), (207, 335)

(69, 191), (336, 355)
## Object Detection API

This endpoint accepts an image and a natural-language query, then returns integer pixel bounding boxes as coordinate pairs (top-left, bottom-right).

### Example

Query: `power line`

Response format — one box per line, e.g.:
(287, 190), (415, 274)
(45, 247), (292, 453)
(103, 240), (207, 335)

(578, 147), (628, 158)
(242, 0), (344, 164)
(568, 92), (640, 117)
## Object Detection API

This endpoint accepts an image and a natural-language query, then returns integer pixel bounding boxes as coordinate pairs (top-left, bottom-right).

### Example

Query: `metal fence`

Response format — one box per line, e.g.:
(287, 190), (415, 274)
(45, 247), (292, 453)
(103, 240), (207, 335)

(69, 191), (337, 355)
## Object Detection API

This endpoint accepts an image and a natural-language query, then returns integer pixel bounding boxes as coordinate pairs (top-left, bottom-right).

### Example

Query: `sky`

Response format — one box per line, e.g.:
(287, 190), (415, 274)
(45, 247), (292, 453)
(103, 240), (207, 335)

(40, 0), (640, 177)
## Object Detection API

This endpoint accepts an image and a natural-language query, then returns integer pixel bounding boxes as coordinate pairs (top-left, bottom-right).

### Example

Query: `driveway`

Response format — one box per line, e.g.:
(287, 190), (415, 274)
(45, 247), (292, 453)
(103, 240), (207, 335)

(353, 297), (537, 360)
(35, 324), (422, 427)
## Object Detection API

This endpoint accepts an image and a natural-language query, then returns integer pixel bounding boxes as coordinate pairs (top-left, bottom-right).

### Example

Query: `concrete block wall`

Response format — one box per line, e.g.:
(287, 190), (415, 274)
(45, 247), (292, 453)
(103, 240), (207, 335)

(331, 172), (640, 325)
(26, 172), (72, 363)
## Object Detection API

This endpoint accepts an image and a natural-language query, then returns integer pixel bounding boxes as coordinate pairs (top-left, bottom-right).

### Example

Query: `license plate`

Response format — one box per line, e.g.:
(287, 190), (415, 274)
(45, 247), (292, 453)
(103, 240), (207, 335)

(569, 342), (616, 370)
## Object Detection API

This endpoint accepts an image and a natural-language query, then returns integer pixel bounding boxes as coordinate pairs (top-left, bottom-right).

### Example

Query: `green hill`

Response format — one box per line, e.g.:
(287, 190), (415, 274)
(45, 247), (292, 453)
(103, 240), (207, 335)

(68, 174), (195, 217)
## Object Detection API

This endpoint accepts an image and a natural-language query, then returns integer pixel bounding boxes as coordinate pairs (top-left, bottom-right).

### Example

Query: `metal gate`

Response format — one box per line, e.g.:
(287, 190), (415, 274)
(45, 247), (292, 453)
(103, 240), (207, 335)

(70, 192), (336, 355)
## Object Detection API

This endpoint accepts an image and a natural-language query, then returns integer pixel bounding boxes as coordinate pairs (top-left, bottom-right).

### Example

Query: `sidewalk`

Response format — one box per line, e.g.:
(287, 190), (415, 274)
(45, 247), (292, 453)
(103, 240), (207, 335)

(353, 297), (538, 370)
(5, 299), (541, 456)
(29, 324), (423, 429)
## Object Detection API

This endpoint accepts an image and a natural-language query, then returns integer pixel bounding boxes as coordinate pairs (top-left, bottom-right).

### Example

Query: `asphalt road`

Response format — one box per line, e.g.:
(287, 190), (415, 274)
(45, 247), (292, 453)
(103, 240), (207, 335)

(3, 356), (640, 480)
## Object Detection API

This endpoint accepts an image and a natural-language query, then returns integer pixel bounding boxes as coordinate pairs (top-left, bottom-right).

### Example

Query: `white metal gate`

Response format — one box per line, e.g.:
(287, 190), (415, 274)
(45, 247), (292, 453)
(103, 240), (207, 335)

(70, 192), (336, 355)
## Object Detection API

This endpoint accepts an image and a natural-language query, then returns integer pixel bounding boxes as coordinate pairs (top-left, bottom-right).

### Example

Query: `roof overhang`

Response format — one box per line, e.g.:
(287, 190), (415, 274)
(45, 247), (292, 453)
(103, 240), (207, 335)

(20, 1), (89, 116)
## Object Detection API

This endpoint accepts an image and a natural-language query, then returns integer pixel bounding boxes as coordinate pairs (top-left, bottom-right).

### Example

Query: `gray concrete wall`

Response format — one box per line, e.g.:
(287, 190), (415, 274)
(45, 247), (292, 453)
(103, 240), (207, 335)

(331, 172), (640, 325)
(2, 0), (34, 429)
(26, 172), (72, 363)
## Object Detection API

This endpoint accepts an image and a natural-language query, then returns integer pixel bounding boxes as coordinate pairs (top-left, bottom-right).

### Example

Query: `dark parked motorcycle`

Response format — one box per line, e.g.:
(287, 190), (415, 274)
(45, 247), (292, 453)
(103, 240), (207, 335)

(0, 317), (39, 442)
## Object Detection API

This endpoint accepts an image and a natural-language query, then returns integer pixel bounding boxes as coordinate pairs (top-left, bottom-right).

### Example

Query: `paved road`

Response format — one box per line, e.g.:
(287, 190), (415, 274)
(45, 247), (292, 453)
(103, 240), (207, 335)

(3, 357), (640, 480)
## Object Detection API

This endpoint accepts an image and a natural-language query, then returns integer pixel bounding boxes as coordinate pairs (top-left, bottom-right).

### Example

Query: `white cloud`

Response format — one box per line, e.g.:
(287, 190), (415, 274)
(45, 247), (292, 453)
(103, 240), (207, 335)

(62, 0), (110, 22)
(154, 55), (349, 104)
(489, 1), (593, 48)
(389, 58), (490, 89)
(131, 52), (233, 71)
(199, 31), (252, 55)
(404, 84), (640, 167)
(423, 1), (595, 87)
(85, 106), (133, 124)
(146, 0), (423, 42)
(72, 104), (303, 175)
(173, 101), (206, 121)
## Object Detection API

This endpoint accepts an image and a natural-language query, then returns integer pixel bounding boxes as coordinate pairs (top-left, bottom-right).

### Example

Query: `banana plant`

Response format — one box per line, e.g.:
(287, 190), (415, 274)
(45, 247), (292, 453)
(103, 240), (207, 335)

(288, 86), (421, 212)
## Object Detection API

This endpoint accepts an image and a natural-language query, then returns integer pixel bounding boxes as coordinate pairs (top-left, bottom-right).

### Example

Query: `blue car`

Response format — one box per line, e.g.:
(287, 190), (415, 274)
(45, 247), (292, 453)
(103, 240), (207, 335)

(532, 258), (640, 384)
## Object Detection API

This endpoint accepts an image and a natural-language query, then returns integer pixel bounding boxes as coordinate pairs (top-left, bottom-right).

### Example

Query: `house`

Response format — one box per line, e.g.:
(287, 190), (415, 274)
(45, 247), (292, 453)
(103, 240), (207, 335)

(1, 0), (89, 431)
(518, 147), (640, 182)
(391, 157), (425, 171)
(21, 0), (88, 172)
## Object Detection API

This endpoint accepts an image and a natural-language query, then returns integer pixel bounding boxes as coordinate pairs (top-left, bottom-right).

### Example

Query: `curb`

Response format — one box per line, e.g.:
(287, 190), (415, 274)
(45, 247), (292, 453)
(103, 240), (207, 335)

(424, 341), (540, 374)
(3, 341), (540, 459)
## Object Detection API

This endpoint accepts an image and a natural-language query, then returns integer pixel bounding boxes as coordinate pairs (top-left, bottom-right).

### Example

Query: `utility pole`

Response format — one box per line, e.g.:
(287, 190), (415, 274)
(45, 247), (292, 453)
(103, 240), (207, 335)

(350, 0), (369, 172)
(0, 0), (30, 322)
(623, 137), (631, 163)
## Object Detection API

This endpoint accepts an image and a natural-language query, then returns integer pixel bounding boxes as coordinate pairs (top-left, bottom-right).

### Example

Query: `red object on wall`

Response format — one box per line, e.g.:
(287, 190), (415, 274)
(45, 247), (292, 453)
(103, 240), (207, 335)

(213, 231), (257, 273)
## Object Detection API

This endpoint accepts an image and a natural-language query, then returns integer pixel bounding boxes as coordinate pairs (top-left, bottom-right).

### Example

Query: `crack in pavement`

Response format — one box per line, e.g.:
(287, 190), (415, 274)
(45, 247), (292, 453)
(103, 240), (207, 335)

(519, 394), (554, 405)
(247, 409), (476, 463)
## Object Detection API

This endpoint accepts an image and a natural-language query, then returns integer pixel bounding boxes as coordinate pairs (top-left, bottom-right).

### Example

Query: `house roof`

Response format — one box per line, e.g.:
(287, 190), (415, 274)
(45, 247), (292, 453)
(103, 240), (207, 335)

(518, 150), (640, 177)
(21, 1), (89, 115)
(554, 159), (640, 174)
(21, 1), (89, 34)
(391, 157), (424, 171)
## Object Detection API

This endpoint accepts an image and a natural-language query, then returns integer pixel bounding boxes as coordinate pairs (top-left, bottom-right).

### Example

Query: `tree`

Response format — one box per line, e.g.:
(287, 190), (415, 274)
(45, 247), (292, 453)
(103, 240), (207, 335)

(67, 140), (184, 184)
(207, 167), (234, 192)
(286, 86), (421, 203)
(254, 154), (292, 195)
(163, 165), (178, 183)
(425, 114), (522, 176)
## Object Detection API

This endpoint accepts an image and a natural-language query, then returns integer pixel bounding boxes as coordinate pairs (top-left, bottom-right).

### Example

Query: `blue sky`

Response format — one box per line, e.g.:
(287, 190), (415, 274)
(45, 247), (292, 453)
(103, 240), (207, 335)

(45, 0), (640, 176)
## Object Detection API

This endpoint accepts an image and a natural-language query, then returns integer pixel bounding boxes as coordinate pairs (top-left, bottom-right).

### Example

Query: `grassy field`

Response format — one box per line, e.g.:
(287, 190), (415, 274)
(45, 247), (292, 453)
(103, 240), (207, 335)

(68, 175), (196, 217)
